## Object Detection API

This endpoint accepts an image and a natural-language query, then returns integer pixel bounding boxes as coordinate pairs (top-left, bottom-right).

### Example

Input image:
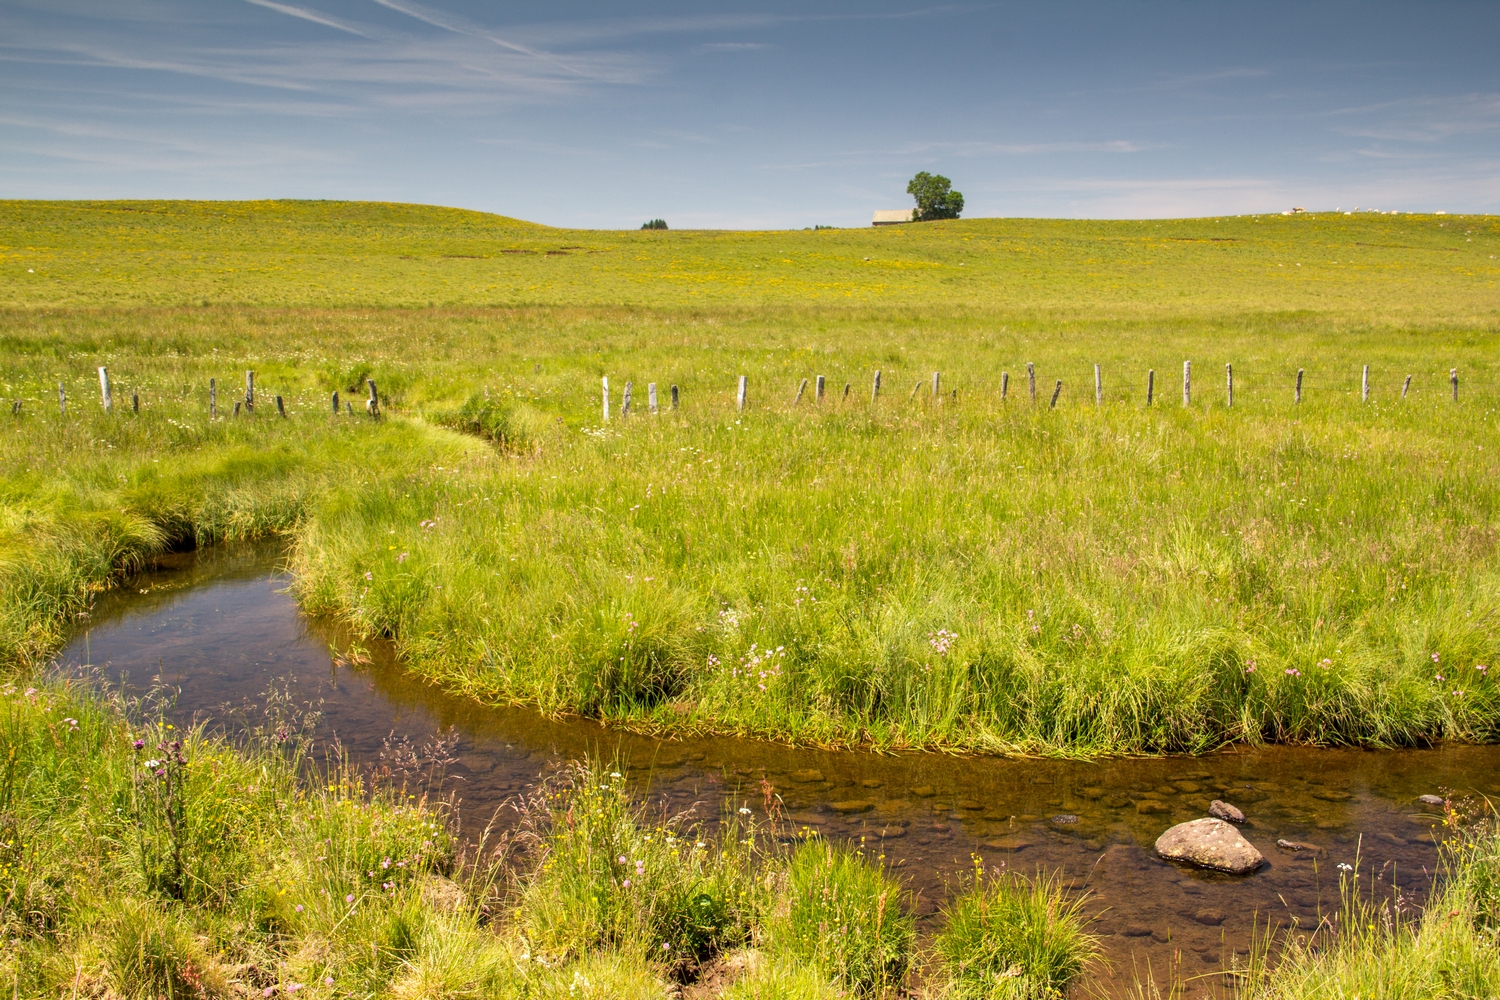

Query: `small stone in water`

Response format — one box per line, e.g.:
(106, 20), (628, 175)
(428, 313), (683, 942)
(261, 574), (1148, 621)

(1136, 800), (1171, 815)
(790, 769), (825, 783)
(910, 785), (936, 797)
(1077, 786), (1105, 800)
(859, 779), (882, 789)
(957, 799), (981, 810)
(1209, 800), (1246, 824)
(1103, 793), (1131, 809)
(1051, 814), (1079, 825)
(982, 836), (1034, 852)
(830, 800), (872, 814)
(1276, 839), (1325, 855)
(1193, 909), (1227, 926)
(1122, 924), (1153, 937)
(1418, 794), (1445, 806)
(1155, 818), (1265, 874)
(1310, 789), (1352, 802)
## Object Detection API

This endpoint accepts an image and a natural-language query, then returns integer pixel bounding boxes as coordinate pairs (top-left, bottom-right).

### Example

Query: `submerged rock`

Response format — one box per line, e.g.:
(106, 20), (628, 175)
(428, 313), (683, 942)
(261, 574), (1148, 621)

(1136, 800), (1171, 815)
(1051, 814), (1079, 825)
(1209, 800), (1246, 824)
(1275, 839), (1325, 855)
(1418, 794), (1446, 807)
(1155, 818), (1264, 874)
(982, 836), (1034, 852)
(789, 769), (825, 783)
(829, 800), (873, 814)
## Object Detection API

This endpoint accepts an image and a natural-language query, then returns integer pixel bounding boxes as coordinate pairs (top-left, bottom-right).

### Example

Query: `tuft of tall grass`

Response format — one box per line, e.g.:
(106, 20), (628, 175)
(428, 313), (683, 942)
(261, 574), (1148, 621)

(1237, 822), (1500, 999)
(517, 762), (756, 969)
(766, 838), (914, 995)
(934, 868), (1097, 1000)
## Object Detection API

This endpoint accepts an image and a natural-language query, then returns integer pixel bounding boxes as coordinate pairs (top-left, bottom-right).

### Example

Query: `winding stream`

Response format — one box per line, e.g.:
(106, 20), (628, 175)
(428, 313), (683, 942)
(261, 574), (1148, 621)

(58, 546), (1500, 998)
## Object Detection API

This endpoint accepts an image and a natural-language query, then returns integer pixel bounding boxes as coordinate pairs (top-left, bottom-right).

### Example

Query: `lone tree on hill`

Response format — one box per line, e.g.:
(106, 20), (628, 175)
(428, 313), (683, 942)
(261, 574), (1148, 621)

(641, 218), (668, 230)
(906, 172), (964, 221)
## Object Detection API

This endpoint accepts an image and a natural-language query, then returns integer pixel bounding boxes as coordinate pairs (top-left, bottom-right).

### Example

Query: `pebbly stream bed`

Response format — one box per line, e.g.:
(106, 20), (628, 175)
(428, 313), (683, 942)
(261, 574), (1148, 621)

(57, 546), (1500, 998)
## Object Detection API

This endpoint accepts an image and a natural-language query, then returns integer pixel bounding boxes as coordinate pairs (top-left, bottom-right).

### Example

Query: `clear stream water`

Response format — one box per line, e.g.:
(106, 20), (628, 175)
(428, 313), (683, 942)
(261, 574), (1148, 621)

(57, 546), (1500, 998)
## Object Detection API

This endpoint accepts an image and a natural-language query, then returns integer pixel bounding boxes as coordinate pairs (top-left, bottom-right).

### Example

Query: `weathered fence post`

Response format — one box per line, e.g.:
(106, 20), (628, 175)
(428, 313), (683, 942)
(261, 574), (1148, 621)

(621, 381), (632, 417)
(794, 378), (808, 405)
(1147, 369), (1154, 406)
(98, 367), (112, 412)
(842, 382), (850, 400)
(1402, 375), (1412, 399)
(1027, 362), (1036, 403)
(1226, 363), (1233, 408)
(931, 372), (941, 398)
(1451, 369), (1459, 401)
(1001, 372), (1009, 400)
(275, 395), (285, 417)
(366, 379), (379, 418)
(671, 384), (679, 409)
(737, 375), (747, 411)
(816, 375), (825, 400)
(234, 401), (241, 416)
(1050, 379), (1063, 408)
(10, 401), (19, 416)
(346, 401), (353, 416)
(210, 378), (217, 418)
(1182, 361), (1191, 406)
(1094, 364), (1102, 406)
(58, 384), (66, 417)
(871, 369), (882, 403)
(245, 371), (255, 413)
(332, 390), (340, 414)
(1296, 368), (1304, 404)
(648, 383), (658, 414)
(909, 380), (921, 401)
(132, 393), (140, 413)
(1362, 365), (1369, 403)
(602, 376), (610, 422)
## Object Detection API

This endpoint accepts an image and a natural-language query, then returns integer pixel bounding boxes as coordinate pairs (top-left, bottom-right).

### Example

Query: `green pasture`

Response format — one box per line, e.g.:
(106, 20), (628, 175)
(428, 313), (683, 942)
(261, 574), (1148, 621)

(2, 201), (1499, 755)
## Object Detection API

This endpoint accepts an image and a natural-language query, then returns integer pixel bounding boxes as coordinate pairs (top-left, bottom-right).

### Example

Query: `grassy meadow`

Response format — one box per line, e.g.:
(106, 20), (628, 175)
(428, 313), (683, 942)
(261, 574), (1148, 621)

(2, 201), (1500, 756)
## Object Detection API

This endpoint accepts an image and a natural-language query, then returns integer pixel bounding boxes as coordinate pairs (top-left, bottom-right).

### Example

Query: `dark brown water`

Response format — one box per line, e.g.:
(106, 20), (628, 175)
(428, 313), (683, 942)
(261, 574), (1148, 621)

(58, 546), (1500, 998)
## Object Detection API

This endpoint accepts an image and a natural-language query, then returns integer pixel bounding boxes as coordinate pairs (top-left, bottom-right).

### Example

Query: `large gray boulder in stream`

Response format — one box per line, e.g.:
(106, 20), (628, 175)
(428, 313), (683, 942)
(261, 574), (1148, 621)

(1155, 818), (1264, 874)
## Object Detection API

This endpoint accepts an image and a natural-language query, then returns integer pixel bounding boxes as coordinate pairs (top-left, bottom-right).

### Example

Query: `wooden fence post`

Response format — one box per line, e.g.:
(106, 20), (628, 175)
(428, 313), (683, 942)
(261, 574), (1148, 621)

(1226, 363), (1233, 408)
(1001, 371), (1009, 400)
(1147, 369), (1154, 406)
(871, 369), (881, 403)
(98, 367), (112, 412)
(816, 375), (825, 400)
(931, 372), (941, 398)
(1402, 375), (1412, 399)
(332, 390), (339, 414)
(794, 378), (808, 405)
(245, 371), (255, 413)
(1182, 361), (1191, 406)
(210, 378), (217, 418)
(10, 401), (18, 416)
(234, 401), (241, 416)
(671, 384), (679, 409)
(842, 382), (850, 400)
(622, 381), (633, 417)
(276, 395), (286, 417)
(132, 393), (140, 413)
(58, 384), (66, 417)
(1027, 362), (1036, 403)
(1296, 368), (1304, 404)
(602, 376), (610, 422)
(737, 375), (747, 411)
(366, 379), (379, 418)
(1362, 365), (1369, 403)
(909, 379), (921, 401)
(1050, 379), (1063, 408)
(1451, 368), (1458, 401)
(648, 383), (658, 414)
(1094, 364), (1102, 405)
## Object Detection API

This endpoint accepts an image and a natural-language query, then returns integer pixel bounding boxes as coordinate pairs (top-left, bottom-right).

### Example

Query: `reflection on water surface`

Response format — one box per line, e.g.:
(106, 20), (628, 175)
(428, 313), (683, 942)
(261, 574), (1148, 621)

(60, 546), (1500, 998)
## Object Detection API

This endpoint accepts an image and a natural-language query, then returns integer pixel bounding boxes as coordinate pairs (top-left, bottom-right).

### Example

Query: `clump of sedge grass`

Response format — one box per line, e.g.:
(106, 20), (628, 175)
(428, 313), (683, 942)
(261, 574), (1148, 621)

(516, 761), (756, 971)
(766, 837), (913, 995)
(1237, 822), (1500, 999)
(934, 867), (1097, 1000)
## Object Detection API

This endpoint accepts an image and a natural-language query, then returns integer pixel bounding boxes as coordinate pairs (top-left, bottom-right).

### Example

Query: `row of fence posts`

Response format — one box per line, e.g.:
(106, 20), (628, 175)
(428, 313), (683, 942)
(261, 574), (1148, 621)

(22, 368), (385, 419)
(602, 363), (1464, 417)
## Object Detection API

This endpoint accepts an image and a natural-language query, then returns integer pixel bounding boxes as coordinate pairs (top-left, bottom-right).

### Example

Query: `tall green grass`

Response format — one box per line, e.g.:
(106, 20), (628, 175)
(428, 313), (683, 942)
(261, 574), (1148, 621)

(2, 201), (1499, 754)
(1236, 822), (1500, 1000)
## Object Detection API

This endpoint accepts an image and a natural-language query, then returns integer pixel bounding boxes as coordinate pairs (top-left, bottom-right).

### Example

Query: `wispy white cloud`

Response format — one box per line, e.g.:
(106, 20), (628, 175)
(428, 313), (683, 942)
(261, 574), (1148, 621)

(241, 0), (371, 39)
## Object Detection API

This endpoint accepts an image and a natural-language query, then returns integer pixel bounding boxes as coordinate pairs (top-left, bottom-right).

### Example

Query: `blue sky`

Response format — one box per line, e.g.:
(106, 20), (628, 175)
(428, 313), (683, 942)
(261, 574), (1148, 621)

(1, 1), (1496, 227)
